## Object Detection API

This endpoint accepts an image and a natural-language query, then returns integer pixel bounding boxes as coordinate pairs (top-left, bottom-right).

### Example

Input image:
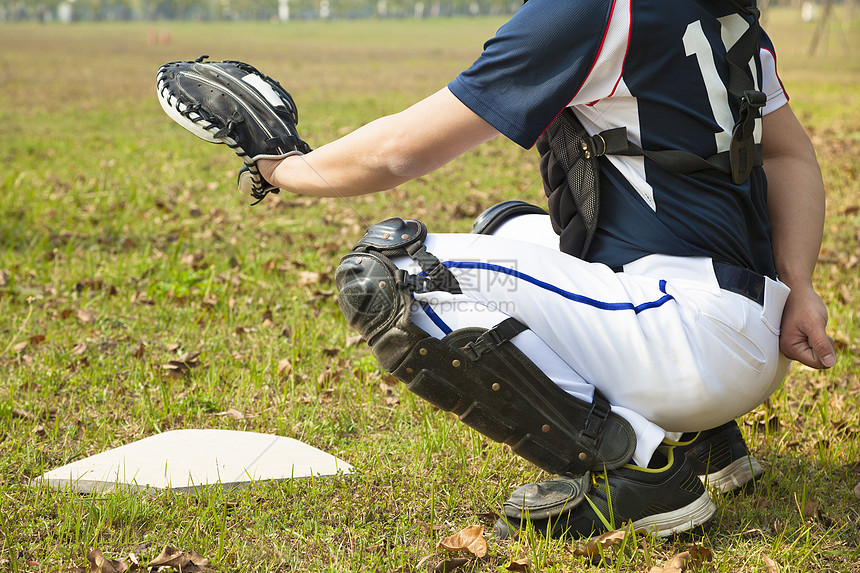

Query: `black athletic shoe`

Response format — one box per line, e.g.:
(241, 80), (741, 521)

(494, 447), (716, 539)
(668, 420), (763, 493)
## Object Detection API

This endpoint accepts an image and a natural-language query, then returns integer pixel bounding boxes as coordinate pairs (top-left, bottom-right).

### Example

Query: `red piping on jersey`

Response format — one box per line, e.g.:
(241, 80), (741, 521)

(530, 0), (622, 146)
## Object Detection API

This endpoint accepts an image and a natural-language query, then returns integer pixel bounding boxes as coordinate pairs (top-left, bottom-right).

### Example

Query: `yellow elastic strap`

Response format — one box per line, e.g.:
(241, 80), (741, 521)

(620, 445), (675, 474)
(663, 432), (700, 448)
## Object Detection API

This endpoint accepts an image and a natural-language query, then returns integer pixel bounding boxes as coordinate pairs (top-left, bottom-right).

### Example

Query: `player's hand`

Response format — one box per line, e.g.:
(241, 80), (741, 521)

(779, 284), (836, 369)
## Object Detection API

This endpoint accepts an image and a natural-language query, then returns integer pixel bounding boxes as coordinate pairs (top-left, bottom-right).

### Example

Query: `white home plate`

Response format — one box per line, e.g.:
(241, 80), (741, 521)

(33, 429), (353, 493)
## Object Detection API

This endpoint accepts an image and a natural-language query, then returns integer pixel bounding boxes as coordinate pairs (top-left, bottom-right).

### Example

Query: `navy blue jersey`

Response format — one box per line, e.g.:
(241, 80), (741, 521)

(448, 0), (787, 278)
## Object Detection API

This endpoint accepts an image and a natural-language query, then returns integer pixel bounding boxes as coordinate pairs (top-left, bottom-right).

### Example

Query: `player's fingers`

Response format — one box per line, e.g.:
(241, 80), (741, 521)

(781, 340), (815, 367)
(811, 332), (837, 368)
(781, 327), (836, 369)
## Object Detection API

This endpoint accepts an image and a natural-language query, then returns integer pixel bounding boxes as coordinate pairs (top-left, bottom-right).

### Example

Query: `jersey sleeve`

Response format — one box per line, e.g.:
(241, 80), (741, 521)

(759, 27), (788, 115)
(448, 0), (616, 148)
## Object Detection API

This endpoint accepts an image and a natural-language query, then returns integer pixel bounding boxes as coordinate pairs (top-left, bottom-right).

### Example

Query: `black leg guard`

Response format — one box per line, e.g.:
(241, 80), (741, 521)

(335, 217), (636, 476)
(471, 200), (548, 235)
(391, 327), (636, 475)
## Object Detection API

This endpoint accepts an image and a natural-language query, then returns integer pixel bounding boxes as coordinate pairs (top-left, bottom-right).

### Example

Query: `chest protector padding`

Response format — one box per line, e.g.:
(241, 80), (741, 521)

(537, 108), (601, 259)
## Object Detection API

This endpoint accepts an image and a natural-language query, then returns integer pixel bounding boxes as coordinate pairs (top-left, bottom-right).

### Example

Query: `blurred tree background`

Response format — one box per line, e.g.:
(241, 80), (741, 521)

(2, 0), (852, 25)
(0, 0), (525, 21)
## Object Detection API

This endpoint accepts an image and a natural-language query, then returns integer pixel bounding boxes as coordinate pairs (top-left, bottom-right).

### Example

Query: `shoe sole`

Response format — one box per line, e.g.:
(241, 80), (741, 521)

(631, 491), (716, 537)
(700, 455), (763, 493)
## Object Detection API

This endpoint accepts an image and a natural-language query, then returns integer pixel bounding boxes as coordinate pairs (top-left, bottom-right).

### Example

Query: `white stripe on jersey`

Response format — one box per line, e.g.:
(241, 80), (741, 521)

(564, 0), (658, 211)
(570, 0), (631, 105)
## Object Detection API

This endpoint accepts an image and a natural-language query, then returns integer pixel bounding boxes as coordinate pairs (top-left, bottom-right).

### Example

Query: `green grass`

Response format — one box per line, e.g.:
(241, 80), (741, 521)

(1, 7), (859, 573)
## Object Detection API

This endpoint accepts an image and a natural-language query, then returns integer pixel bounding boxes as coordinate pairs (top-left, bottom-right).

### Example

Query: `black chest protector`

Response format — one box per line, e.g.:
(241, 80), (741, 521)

(539, 0), (765, 259)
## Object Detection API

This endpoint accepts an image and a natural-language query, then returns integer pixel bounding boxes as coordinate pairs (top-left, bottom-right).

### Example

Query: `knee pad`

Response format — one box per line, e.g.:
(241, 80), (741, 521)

(471, 200), (548, 235)
(336, 217), (636, 476)
(336, 216), (464, 372)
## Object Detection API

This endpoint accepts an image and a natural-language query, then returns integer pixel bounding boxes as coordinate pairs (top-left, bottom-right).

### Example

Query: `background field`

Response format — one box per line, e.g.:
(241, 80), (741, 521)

(1, 8), (859, 573)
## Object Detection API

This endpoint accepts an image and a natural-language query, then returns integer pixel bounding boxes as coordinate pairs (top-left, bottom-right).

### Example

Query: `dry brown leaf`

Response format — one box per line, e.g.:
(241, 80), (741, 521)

(71, 343), (88, 356)
(853, 482), (860, 498)
(380, 381), (400, 406)
(262, 259), (278, 273)
(178, 350), (202, 363)
(148, 546), (211, 572)
(475, 510), (499, 524)
(686, 545), (713, 566)
(163, 351), (202, 377)
(132, 343), (146, 359)
(803, 499), (820, 519)
(506, 557), (531, 571)
(346, 334), (364, 347)
(76, 308), (96, 323)
(277, 358), (293, 377)
(86, 549), (137, 573)
(317, 367), (338, 385)
(648, 551), (690, 573)
(11, 408), (34, 420)
(131, 291), (153, 305)
(763, 554), (780, 572)
(87, 549), (120, 573)
(416, 520), (433, 534)
(573, 529), (626, 557)
(437, 525), (487, 558)
(215, 408), (244, 420)
(365, 542), (385, 553)
(162, 361), (189, 373)
(297, 270), (322, 287)
(432, 557), (470, 573)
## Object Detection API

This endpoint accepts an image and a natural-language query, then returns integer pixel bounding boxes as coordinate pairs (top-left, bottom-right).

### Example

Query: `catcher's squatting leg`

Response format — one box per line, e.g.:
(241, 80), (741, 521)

(334, 216), (638, 478)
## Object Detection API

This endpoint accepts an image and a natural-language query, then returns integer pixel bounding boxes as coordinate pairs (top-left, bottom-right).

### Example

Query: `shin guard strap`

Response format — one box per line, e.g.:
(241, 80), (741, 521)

(462, 317), (529, 360)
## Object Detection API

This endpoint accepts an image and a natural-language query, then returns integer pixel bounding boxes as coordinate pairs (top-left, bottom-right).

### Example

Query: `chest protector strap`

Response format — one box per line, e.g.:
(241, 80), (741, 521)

(540, 0), (765, 258)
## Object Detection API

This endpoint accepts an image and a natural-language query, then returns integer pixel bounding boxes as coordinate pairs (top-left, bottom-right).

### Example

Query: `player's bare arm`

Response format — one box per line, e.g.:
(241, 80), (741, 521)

(259, 87), (499, 198)
(761, 104), (836, 369)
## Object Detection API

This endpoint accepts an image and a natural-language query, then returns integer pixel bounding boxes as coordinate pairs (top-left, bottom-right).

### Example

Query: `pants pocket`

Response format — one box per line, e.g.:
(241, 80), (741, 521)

(698, 307), (767, 373)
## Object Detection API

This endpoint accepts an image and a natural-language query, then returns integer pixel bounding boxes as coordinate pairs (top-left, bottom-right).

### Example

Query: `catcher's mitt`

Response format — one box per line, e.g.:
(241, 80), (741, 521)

(156, 55), (311, 203)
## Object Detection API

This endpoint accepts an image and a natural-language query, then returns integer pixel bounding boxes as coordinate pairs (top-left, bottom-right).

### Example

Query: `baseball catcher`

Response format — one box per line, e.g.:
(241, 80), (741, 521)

(157, 0), (835, 540)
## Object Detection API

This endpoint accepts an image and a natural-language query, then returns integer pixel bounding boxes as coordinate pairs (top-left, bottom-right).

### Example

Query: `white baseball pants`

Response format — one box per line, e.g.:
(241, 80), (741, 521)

(390, 214), (790, 466)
